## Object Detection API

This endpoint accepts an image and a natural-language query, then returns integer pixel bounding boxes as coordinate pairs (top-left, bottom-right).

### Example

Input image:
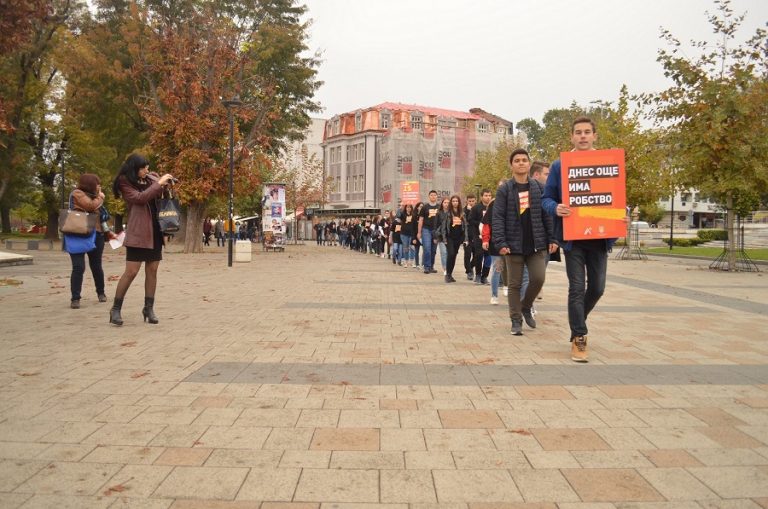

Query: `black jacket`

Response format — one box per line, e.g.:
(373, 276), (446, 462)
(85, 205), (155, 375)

(491, 178), (553, 254)
(467, 202), (487, 242)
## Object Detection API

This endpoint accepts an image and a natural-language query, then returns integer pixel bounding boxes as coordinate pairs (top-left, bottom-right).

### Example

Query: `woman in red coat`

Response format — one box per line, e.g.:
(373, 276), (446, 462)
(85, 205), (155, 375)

(109, 154), (174, 326)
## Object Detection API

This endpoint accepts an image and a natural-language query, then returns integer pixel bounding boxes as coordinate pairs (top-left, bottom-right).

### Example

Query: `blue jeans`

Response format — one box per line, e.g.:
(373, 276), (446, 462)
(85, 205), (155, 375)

(490, 255), (502, 297)
(564, 244), (608, 337)
(400, 234), (413, 261)
(438, 242), (447, 271)
(392, 242), (402, 263)
(421, 228), (435, 270)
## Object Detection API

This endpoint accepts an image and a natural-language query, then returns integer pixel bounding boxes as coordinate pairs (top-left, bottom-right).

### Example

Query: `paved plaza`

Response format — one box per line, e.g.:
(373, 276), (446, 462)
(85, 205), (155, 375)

(1, 242), (767, 508)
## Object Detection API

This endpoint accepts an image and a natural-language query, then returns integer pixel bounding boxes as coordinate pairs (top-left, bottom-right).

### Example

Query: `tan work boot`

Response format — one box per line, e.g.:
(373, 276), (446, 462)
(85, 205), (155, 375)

(571, 335), (589, 362)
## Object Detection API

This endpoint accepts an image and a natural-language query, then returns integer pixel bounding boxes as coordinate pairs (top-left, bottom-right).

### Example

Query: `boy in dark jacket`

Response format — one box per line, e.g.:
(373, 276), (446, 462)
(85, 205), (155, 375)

(492, 149), (557, 336)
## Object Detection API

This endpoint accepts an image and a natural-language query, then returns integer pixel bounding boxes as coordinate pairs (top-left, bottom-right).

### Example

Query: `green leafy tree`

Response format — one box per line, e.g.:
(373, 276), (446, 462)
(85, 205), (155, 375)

(642, 0), (768, 270)
(463, 135), (525, 196)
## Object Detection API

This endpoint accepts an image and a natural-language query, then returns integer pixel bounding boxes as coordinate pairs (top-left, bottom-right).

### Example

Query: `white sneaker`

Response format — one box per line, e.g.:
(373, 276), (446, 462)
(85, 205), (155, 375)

(414, 265), (420, 269)
(531, 305), (537, 317)
(490, 296), (499, 305)
(502, 286), (508, 297)
(443, 270), (447, 275)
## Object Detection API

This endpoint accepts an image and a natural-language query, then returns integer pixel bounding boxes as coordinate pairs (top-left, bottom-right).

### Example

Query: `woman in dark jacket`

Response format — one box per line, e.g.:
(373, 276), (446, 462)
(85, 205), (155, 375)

(441, 195), (468, 283)
(109, 154), (174, 326)
(68, 174), (107, 309)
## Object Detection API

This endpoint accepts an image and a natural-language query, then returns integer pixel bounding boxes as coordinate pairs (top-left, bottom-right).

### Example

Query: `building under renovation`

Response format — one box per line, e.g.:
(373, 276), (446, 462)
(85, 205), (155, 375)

(319, 102), (513, 216)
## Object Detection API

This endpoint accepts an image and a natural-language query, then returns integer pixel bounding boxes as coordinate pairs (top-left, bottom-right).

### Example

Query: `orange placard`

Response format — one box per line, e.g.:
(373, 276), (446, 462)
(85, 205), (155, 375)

(561, 149), (627, 241)
(400, 180), (420, 205)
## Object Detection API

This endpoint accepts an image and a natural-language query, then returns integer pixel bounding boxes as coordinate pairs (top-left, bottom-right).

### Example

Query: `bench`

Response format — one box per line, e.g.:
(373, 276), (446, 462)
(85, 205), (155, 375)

(4, 239), (55, 251)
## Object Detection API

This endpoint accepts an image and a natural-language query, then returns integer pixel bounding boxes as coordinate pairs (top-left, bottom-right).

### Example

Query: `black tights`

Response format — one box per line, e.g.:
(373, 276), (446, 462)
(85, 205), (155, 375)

(115, 260), (160, 300)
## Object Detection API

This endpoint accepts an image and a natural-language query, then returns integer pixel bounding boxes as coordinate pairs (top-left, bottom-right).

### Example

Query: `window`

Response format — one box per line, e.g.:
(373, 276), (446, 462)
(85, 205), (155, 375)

(353, 176), (358, 192)
(355, 112), (362, 132)
(438, 118), (456, 129)
(333, 119), (340, 135)
(478, 123), (489, 133)
(346, 175), (350, 192)
(497, 126), (507, 134)
(380, 113), (390, 129)
(411, 114), (423, 130)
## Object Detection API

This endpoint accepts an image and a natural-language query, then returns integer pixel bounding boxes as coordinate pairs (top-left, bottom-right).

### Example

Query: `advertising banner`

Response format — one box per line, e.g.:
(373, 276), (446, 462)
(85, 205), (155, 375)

(262, 183), (286, 244)
(561, 149), (627, 241)
(400, 180), (420, 205)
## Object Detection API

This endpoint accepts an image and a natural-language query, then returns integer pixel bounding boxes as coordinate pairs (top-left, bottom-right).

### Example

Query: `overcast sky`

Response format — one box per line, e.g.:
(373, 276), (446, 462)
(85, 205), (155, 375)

(301, 0), (767, 124)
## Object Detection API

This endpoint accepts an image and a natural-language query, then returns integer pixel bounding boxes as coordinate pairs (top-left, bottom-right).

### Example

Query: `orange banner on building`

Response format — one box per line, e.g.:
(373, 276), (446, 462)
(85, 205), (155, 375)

(561, 149), (627, 241)
(400, 180), (420, 205)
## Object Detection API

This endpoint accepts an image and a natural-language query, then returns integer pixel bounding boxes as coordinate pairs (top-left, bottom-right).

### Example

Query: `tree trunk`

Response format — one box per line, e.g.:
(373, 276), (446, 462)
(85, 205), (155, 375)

(726, 194), (736, 270)
(183, 201), (206, 253)
(45, 209), (60, 241)
(1, 205), (11, 233)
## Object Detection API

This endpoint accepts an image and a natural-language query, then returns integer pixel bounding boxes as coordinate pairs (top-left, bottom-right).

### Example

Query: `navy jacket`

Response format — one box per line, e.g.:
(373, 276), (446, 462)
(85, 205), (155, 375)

(492, 177), (553, 254)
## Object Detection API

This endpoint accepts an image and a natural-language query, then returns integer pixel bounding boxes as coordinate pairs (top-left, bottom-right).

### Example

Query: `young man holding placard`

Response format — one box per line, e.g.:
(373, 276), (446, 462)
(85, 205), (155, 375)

(542, 117), (622, 362)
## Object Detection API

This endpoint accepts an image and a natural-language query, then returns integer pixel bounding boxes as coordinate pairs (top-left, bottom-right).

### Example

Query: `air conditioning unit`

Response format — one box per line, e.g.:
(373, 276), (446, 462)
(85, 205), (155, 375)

(692, 202), (699, 208)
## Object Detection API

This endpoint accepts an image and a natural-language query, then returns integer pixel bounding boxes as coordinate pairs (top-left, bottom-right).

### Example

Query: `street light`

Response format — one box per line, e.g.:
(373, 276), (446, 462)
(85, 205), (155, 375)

(222, 95), (242, 267)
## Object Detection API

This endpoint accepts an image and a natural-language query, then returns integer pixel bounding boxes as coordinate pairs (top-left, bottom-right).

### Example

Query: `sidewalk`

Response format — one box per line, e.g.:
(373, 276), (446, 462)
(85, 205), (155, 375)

(1, 243), (767, 508)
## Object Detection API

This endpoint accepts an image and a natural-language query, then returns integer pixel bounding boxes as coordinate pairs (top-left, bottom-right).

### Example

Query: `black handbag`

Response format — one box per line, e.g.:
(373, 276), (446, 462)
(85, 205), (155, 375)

(157, 190), (181, 234)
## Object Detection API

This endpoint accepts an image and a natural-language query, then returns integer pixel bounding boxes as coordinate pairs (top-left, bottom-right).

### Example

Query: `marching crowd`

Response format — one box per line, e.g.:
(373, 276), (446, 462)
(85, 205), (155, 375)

(312, 117), (617, 363)
(64, 117), (615, 363)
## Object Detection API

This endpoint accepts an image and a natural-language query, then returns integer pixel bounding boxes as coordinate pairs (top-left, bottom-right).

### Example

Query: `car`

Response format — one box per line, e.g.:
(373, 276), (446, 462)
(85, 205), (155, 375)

(631, 221), (650, 229)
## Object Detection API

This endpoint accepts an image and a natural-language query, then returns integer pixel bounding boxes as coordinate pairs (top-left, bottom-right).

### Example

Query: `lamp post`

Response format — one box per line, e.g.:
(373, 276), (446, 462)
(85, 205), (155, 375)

(222, 96), (242, 267)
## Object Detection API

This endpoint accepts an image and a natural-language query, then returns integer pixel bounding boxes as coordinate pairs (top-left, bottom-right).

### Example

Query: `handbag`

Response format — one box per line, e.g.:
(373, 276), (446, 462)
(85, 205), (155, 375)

(157, 189), (181, 234)
(59, 194), (97, 235)
(64, 230), (97, 254)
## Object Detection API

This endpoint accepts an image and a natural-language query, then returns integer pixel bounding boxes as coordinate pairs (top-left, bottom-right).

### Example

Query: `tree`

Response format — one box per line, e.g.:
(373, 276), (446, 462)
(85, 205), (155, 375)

(112, 0), (321, 253)
(0, 0), (75, 204)
(594, 85), (670, 210)
(463, 135), (526, 196)
(642, 0), (768, 270)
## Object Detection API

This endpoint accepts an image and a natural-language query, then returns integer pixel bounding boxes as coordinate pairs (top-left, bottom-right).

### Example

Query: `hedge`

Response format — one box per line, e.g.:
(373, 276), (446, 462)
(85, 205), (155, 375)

(662, 238), (706, 247)
(696, 229), (728, 241)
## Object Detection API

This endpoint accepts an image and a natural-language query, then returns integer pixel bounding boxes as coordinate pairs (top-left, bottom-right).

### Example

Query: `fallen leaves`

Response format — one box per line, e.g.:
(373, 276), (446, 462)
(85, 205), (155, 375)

(17, 372), (40, 377)
(0, 278), (23, 287)
(130, 371), (150, 379)
(120, 341), (137, 347)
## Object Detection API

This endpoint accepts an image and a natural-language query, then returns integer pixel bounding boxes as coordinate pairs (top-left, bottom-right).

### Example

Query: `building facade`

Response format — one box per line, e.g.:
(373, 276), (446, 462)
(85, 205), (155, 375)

(320, 102), (513, 216)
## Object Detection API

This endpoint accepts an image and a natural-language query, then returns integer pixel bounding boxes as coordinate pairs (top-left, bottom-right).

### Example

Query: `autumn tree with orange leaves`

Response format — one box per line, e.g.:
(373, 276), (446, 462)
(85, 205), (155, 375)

(114, 0), (321, 253)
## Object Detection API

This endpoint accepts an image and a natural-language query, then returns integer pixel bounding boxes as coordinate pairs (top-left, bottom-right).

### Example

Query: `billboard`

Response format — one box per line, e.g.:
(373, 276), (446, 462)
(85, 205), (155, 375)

(262, 183), (286, 243)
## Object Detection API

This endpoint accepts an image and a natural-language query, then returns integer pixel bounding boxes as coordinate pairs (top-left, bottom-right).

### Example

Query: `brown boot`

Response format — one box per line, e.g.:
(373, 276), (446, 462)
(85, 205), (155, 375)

(571, 335), (589, 363)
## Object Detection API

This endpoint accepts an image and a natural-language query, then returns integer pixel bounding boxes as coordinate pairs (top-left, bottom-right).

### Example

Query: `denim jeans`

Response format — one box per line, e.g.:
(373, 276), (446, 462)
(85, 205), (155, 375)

(70, 233), (105, 300)
(392, 242), (402, 263)
(490, 255), (502, 297)
(564, 243), (608, 337)
(421, 228), (434, 270)
(400, 234), (413, 261)
(438, 242), (447, 271)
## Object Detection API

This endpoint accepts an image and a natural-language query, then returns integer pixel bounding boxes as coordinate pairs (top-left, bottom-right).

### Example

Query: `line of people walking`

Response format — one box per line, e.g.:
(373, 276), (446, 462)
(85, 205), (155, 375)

(313, 116), (617, 363)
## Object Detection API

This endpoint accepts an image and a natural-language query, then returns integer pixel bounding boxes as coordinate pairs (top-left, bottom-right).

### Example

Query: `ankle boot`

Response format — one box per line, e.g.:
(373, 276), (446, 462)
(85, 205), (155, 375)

(110, 298), (124, 326)
(142, 297), (158, 324)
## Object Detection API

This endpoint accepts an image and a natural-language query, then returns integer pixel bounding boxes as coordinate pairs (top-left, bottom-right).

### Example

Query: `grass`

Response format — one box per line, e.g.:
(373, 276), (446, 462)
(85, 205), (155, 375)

(0, 233), (46, 241)
(646, 246), (768, 261)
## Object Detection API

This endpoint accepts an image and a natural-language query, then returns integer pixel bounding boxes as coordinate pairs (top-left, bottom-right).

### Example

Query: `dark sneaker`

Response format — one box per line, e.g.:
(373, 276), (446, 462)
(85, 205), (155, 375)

(474, 275), (481, 285)
(522, 309), (536, 329)
(97, 293), (107, 303)
(466, 272), (473, 281)
(430, 268), (437, 273)
(424, 269), (431, 274)
(480, 277), (489, 285)
(571, 335), (589, 362)
(510, 319), (523, 336)
(70, 300), (80, 309)
(445, 275), (451, 283)
(447, 275), (456, 283)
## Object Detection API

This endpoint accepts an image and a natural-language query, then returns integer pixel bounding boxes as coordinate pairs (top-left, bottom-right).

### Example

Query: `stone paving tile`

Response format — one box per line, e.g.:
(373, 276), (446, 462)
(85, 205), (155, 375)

(195, 426), (270, 449)
(640, 449), (704, 468)
(452, 450), (528, 469)
(236, 467), (301, 501)
(16, 461), (123, 496)
(154, 447), (213, 466)
(153, 466), (249, 500)
(433, 469), (523, 502)
(688, 466), (768, 498)
(99, 464), (173, 498)
(561, 468), (665, 502)
(405, 451), (456, 469)
(531, 428), (612, 451)
(294, 469), (379, 503)
(204, 449), (282, 468)
(636, 467), (719, 501)
(310, 428), (379, 451)
(0, 460), (48, 492)
(380, 469), (437, 503)
(438, 409), (504, 429)
(16, 494), (114, 508)
(82, 445), (164, 464)
(509, 468), (580, 502)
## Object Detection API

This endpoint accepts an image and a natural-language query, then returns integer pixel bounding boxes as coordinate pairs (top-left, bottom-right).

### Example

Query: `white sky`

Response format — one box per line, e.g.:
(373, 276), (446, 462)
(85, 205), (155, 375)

(301, 0), (768, 124)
